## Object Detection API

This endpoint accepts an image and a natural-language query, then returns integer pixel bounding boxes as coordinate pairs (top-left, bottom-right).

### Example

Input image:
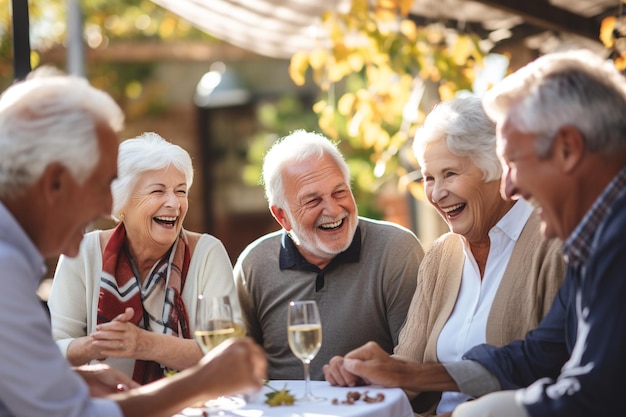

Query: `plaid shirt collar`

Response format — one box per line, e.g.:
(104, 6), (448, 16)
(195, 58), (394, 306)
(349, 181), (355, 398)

(563, 165), (626, 266)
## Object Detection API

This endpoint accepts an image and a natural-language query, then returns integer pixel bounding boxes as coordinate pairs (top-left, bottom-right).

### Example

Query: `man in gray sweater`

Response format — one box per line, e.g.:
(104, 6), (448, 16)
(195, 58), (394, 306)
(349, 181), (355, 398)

(234, 130), (424, 380)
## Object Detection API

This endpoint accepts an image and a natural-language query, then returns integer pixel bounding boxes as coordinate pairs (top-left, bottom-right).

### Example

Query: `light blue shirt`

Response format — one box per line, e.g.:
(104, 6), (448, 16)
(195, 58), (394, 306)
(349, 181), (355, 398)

(0, 202), (122, 417)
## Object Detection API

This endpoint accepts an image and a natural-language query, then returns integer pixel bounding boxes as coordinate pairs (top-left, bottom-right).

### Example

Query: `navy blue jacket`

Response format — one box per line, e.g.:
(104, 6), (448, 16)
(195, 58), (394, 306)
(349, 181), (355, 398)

(463, 186), (626, 416)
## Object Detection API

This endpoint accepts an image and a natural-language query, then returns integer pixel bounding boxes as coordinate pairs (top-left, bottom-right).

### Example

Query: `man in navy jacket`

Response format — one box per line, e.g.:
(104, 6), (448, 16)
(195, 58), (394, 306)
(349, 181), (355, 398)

(323, 49), (626, 417)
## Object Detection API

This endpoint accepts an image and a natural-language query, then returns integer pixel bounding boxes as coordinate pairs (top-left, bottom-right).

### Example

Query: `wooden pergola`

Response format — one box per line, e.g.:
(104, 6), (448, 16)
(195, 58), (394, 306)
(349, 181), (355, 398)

(11, 0), (31, 81)
(10, 0), (620, 81)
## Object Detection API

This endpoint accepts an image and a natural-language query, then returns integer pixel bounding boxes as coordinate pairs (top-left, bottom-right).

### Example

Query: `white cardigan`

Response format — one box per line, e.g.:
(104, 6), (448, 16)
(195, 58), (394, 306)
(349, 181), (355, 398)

(47, 230), (241, 377)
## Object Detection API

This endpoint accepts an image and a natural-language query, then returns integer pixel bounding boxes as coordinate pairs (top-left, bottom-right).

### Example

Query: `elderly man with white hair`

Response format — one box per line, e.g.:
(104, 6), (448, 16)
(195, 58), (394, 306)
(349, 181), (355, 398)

(321, 49), (626, 417)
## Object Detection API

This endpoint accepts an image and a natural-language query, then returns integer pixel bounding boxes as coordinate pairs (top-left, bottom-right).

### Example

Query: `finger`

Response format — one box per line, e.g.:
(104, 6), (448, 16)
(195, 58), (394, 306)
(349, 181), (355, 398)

(345, 341), (383, 360)
(112, 307), (134, 322)
(92, 327), (125, 341)
(92, 338), (126, 355)
(324, 359), (360, 387)
(95, 322), (125, 332)
(324, 360), (347, 387)
(343, 358), (370, 383)
(338, 364), (361, 387)
(323, 364), (340, 386)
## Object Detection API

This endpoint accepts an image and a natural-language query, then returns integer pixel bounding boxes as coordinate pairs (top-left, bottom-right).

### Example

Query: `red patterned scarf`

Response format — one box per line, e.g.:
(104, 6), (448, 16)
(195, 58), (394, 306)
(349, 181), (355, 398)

(98, 223), (191, 384)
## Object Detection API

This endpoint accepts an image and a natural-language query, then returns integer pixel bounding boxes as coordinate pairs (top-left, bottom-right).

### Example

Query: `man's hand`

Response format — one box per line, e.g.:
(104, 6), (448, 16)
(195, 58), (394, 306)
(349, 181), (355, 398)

(338, 341), (458, 393)
(340, 341), (406, 387)
(323, 341), (404, 387)
(198, 337), (268, 397)
(74, 363), (140, 397)
(323, 355), (365, 387)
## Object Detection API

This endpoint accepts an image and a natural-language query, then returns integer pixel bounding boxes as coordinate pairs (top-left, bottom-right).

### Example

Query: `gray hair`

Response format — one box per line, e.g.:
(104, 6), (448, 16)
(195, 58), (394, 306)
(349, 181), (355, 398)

(413, 95), (500, 181)
(111, 132), (194, 220)
(483, 49), (626, 158)
(0, 67), (124, 199)
(262, 130), (351, 208)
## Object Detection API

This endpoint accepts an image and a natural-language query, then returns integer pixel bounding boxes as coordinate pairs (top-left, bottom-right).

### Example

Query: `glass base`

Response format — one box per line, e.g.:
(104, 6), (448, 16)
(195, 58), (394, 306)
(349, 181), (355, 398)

(296, 392), (326, 402)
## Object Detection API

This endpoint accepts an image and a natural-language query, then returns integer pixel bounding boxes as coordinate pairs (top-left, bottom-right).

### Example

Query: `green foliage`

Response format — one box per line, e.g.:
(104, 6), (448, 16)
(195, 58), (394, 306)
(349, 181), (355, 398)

(288, 0), (486, 216)
(242, 94), (318, 186)
(0, 0), (213, 89)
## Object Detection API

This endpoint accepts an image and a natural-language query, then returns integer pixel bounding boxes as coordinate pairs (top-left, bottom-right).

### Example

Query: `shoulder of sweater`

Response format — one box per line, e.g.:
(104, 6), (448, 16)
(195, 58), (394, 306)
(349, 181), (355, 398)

(429, 231), (461, 250)
(358, 216), (418, 239)
(236, 229), (284, 260)
(421, 232), (462, 266)
(79, 229), (104, 251)
(57, 229), (103, 268)
(192, 232), (224, 248)
(518, 212), (564, 255)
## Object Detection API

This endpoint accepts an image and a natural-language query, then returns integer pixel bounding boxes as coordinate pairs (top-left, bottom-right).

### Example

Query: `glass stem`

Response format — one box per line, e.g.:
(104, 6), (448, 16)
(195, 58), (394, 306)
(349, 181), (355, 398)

(303, 360), (312, 397)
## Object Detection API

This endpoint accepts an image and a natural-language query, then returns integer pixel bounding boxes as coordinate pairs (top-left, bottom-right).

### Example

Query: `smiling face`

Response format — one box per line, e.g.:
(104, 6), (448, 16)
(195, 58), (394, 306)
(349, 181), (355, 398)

(271, 154), (358, 269)
(497, 118), (565, 239)
(421, 139), (510, 244)
(121, 165), (188, 255)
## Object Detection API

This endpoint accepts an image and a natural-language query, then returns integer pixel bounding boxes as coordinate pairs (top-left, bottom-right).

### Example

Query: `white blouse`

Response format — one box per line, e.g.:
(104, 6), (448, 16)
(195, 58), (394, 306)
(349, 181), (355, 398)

(436, 199), (534, 413)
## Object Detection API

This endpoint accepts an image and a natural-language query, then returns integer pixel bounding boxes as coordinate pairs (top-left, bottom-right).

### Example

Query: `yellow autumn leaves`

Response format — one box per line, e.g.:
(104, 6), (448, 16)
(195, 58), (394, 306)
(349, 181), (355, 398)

(288, 0), (484, 190)
(600, 13), (626, 71)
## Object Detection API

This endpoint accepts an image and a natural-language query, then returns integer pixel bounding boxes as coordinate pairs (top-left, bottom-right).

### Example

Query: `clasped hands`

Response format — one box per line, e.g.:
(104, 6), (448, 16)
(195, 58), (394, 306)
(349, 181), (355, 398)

(91, 307), (144, 360)
(324, 342), (456, 417)
(323, 341), (413, 388)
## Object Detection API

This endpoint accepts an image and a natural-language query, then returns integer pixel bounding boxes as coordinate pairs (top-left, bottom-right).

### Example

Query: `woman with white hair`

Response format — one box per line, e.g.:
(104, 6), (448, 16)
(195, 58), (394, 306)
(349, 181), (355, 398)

(324, 96), (566, 414)
(48, 132), (240, 384)
(395, 96), (565, 414)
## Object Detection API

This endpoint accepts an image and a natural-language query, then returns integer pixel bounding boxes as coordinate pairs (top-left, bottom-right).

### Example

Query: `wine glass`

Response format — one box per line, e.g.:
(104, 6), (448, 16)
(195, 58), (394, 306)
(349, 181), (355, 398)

(194, 295), (236, 354)
(193, 295), (247, 410)
(287, 300), (325, 402)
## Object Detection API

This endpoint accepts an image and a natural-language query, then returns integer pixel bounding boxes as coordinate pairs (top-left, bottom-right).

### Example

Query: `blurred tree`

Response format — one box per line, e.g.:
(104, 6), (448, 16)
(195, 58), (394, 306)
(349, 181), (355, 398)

(287, 0), (486, 216)
(0, 0), (215, 110)
(2, 0), (486, 218)
(599, 2), (626, 72)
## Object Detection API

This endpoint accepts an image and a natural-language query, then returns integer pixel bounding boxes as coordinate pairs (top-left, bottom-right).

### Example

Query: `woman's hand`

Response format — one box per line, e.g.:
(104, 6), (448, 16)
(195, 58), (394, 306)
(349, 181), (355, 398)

(91, 306), (204, 370)
(91, 307), (145, 358)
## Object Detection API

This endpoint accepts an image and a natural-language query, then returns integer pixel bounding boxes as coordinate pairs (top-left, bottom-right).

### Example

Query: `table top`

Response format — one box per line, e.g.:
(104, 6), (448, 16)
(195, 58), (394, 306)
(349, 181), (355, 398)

(175, 380), (414, 417)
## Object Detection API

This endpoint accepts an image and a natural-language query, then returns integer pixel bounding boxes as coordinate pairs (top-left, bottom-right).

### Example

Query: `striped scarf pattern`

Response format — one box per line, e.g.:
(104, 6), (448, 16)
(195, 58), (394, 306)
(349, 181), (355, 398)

(97, 223), (191, 384)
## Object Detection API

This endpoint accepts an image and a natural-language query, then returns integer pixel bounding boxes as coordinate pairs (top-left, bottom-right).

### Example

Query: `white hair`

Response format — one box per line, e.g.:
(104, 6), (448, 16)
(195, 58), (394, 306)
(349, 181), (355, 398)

(261, 130), (351, 209)
(483, 49), (626, 157)
(0, 67), (124, 199)
(413, 95), (500, 181)
(111, 132), (194, 220)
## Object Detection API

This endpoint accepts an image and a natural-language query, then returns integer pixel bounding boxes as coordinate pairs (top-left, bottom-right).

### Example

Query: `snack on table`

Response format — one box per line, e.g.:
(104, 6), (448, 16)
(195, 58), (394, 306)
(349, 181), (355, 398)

(331, 390), (385, 405)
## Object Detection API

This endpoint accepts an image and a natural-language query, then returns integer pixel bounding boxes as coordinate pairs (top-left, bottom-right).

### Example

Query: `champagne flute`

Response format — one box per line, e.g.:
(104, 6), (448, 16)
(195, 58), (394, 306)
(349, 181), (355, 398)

(287, 300), (325, 402)
(194, 295), (236, 354)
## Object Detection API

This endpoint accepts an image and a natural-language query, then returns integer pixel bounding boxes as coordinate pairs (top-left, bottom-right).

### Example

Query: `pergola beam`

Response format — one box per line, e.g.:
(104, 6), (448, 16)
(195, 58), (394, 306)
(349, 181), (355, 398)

(473, 0), (601, 41)
(11, 0), (31, 81)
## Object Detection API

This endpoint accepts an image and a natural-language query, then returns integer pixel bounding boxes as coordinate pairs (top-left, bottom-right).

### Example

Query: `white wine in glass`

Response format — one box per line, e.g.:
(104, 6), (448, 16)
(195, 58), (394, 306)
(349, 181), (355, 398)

(194, 295), (236, 354)
(287, 300), (325, 402)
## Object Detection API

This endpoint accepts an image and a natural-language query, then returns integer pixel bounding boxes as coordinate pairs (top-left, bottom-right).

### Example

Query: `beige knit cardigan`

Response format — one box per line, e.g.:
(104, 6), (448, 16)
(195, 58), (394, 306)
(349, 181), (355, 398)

(394, 212), (566, 415)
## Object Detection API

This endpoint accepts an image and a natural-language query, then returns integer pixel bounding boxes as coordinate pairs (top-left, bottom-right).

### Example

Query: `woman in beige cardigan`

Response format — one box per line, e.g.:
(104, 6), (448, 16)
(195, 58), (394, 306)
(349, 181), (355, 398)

(323, 96), (565, 415)
(396, 96), (565, 415)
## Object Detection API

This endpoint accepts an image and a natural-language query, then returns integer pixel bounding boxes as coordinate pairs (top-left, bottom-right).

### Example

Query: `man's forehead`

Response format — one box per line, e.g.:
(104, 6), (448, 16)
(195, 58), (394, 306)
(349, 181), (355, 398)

(494, 119), (512, 156)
